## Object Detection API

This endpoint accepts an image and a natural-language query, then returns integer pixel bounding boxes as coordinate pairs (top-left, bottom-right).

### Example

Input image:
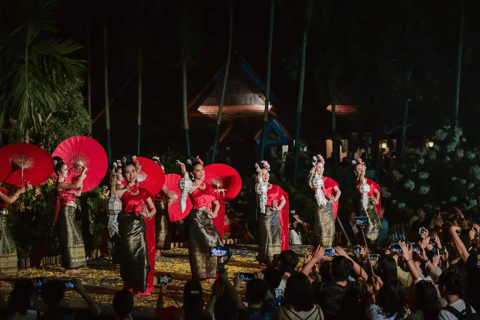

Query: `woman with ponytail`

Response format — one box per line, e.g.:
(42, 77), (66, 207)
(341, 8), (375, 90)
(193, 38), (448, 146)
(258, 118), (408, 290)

(53, 156), (87, 273)
(110, 155), (156, 294)
(177, 156), (223, 281)
(255, 160), (289, 265)
(0, 182), (30, 285)
(307, 154), (341, 249)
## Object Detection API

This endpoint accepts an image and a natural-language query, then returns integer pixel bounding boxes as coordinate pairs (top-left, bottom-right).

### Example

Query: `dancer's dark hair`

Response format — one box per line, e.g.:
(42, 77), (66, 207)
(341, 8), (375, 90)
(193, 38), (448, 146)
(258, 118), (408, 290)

(53, 156), (65, 176)
(185, 157), (202, 174)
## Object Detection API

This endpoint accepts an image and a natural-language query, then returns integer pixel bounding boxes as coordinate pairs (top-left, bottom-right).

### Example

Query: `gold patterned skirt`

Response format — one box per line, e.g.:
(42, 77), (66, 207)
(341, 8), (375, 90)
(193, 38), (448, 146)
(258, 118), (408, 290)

(187, 209), (223, 280)
(58, 204), (86, 269)
(155, 201), (170, 250)
(0, 211), (17, 278)
(116, 212), (150, 293)
(257, 207), (282, 265)
(359, 200), (381, 242)
(312, 202), (335, 248)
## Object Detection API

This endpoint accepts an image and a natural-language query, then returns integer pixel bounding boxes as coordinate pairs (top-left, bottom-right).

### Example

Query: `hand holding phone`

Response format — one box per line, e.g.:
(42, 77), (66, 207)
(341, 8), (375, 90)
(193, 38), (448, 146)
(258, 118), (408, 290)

(239, 273), (255, 281)
(157, 275), (172, 284)
(354, 216), (369, 227)
(324, 248), (336, 257)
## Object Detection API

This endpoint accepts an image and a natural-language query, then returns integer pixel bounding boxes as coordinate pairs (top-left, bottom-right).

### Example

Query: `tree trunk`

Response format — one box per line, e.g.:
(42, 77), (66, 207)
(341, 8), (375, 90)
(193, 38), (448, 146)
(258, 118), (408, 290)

(454, 0), (464, 128)
(104, 15), (111, 163)
(400, 69), (413, 156)
(260, 0), (274, 161)
(293, 30), (307, 186)
(332, 95), (337, 169)
(212, 1), (234, 164)
(137, 51), (142, 156)
(182, 62), (191, 157)
(87, 21), (92, 134)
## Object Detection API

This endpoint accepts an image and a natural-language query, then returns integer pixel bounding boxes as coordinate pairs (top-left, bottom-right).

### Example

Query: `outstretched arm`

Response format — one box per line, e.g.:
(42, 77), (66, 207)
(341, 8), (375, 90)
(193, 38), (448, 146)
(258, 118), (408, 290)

(0, 186), (26, 205)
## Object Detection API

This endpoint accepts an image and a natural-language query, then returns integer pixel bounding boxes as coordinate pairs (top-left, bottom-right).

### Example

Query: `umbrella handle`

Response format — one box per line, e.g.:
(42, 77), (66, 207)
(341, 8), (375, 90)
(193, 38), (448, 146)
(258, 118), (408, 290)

(21, 168), (24, 187)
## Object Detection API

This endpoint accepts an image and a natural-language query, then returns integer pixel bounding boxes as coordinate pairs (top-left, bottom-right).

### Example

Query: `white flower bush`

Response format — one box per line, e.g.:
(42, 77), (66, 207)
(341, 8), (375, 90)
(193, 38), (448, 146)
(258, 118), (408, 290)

(419, 172), (429, 179)
(384, 125), (480, 213)
(381, 187), (392, 198)
(404, 180), (415, 191)
(419, 186), (430, 194)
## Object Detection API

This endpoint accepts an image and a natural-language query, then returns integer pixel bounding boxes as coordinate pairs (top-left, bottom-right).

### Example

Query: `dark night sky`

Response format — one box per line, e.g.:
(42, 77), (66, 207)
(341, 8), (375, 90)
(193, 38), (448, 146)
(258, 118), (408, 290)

(5, 0), (477, 160)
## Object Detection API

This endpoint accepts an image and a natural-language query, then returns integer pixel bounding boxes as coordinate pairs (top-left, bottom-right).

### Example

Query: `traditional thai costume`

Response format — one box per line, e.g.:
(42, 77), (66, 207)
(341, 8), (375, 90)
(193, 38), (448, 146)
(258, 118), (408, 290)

(57, 188), (86, 269)
(186, 183), (224, 280)
(117, 185), (153, 293)
(256, 181), (289, 265)
(310, 174), (339, 248)
(0, 187), (17, 278)
(155, 191), (171, 250)
(356, 178), (382, 241)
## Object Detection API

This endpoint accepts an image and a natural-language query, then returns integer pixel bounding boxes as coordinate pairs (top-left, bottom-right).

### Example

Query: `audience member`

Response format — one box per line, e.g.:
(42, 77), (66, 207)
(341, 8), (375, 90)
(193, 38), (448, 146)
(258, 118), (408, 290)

(438, 271), (477, 320)
(113, 290), (133, 320)
(279, 272), (324, 320)
(245, 278), (279, 320)
(406, 280), (440, 320)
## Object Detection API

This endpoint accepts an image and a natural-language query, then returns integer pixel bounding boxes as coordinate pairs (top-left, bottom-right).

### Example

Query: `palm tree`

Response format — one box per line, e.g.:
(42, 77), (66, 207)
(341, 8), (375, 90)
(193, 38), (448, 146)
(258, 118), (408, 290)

(260, 0), (275, 161)
(137, 51), (143, 155)
(0, 1), (85, 141)
(177, 0), (204, 157)
(212, 0), (234, 163)
(103, 14), (111, 163)
(454, 0), (465, 128)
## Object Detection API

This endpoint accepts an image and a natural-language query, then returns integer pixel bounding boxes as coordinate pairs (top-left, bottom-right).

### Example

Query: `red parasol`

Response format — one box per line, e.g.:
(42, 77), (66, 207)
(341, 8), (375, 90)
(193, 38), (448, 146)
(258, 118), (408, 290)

(121, 157), (165, 195)
(0, 143), (53, 187)
(164, 173), (192, 221)
(204, 164), (242, 202)
(53, 136), (108, 192)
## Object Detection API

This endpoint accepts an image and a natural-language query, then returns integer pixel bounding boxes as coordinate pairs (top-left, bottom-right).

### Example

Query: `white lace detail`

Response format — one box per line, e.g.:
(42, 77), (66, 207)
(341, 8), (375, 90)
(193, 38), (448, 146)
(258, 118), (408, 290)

(179, 172), (192, 213)
(311, 173), (328, 207)
(255, 177), (269, 214)
(359, 179), (371, 211)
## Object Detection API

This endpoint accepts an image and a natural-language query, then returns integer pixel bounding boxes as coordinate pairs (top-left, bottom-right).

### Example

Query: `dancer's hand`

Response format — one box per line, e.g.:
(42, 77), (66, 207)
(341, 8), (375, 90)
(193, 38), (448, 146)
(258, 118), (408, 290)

(17, 186), (26, 194)
(233, 273), (242, 289)
(26, 182), (33, 190)
(176, 160), (186, 174)
(372, 274), (383, 293)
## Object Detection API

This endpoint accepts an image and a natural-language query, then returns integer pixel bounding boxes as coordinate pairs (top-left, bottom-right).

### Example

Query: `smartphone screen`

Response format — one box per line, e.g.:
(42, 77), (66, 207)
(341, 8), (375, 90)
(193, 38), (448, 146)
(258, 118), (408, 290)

(210, 246), (229, 257)
(157, 275), (172, 284)
(354, 216), (369, 226)
(391, 244), (402, 252)
(353, 247), (361, 255)
(239, 273), (255, 281)
(429, 237), (438, 245)
(324, 248), (336, 257)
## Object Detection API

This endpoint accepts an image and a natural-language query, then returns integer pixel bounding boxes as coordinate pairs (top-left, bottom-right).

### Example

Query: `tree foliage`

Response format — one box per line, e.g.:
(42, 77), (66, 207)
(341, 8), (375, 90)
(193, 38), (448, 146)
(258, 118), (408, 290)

(0, 0), (85, 140)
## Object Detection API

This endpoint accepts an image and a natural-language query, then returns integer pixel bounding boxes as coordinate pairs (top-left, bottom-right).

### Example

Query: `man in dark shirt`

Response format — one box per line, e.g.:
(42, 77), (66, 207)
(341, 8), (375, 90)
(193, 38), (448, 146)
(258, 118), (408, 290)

(315, 248), (367, 320)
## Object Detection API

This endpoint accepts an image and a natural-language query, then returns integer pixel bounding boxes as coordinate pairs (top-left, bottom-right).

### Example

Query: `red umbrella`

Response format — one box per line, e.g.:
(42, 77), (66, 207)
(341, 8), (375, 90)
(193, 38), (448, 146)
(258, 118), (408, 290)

(53, 136), (108, 192)
(121, 157), (165, 195)
(204, 164), (242, 202)
(0, 143), (53, 187)
(164, 173), (192, 221)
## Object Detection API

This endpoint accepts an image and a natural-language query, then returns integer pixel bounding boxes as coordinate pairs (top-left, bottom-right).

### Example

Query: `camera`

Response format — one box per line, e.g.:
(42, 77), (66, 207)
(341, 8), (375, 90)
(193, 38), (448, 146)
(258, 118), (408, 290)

(63, 280), (75, 288)
(391, 244), (401, 253)
(210, 246), (229, 257)
(36, 277), (45, 292)
(275, 288), (283, 306)
(412, 245), (420, 253)
(157, 275), (172, 284)
(354, 216), (369, 226)
(439, 247), (446, 255)
(324, 248), (336, 257)
(429, 237), (438, 245)
(353, 247), (361, 255)
(239, 273), (255, 281)
(369, 254), (380, 260)
(419, 227), (426, 235)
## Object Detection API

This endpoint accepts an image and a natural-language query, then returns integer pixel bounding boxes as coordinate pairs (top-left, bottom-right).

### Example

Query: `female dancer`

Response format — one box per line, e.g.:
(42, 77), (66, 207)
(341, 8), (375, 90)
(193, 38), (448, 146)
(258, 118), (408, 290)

(110, 155), (156, 294)
(152, 156), (177, 257)
(307, 155), (341, 248)
(353, 158), (381, 243)
(255, 161), (289, 265)
(0, 183), (30, 286)
(54, 157), (87, 273)
(177, 157), (223, 281)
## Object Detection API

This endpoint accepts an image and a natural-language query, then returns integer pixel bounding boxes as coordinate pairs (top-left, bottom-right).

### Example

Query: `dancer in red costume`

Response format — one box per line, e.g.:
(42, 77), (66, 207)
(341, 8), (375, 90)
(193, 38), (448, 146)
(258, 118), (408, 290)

(353, 158), (381, 243)
(177, 157), (225, 281)
(307, 155), (341, 249)
(0, 184), (30, 286)
(255, 160), (289, 265)
(110, 155), (156, 294)
(53, 157), (87, 274)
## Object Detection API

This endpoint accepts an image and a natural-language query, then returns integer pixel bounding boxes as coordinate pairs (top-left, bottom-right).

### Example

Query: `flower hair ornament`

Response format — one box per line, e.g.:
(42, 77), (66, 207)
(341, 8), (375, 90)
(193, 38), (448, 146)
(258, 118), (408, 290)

(53, 159), (58, 166)
(195, 156), (204, 165)
(113, 160), (122, 170)
(313, 155), (325, 167)
(132, 155), (142, 172)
